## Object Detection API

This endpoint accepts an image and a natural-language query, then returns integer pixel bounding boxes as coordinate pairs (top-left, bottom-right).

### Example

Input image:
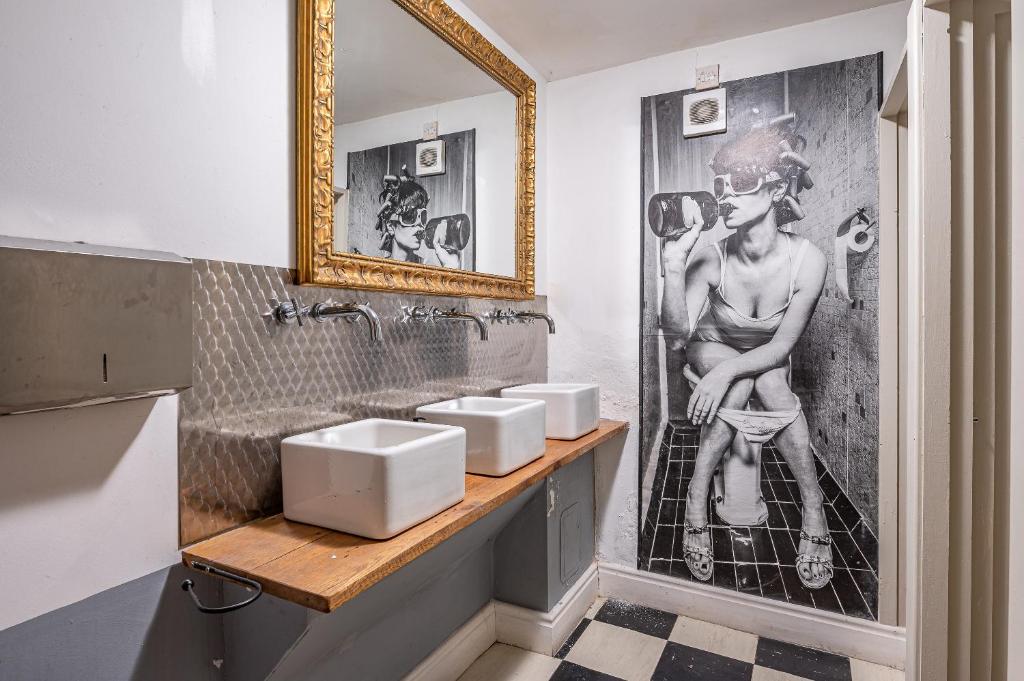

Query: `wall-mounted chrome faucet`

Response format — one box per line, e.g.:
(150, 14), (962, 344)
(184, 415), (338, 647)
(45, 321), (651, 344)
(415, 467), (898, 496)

(488, 308), (556, 334)
(401, 305), (489, 341)
(269, 298), (383, 342)
(310, 301), (383, 343)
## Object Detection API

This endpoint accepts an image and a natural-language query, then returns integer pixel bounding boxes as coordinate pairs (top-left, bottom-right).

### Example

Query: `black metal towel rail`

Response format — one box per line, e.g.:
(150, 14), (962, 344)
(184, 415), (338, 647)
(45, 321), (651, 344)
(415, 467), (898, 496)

(181, 561), (263, 614)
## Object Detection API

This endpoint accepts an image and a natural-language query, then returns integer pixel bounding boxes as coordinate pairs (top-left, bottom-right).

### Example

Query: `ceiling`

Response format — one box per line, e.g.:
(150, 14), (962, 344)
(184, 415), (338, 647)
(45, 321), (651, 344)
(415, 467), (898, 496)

(335, 0), (503, 124)
(459, 0), (899, 81)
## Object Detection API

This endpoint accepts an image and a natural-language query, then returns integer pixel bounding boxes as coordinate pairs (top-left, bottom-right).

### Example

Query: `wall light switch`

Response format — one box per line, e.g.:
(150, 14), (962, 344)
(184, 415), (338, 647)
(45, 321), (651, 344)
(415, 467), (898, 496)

(696, 64), (720, 91)
(423, 121), (438, 140)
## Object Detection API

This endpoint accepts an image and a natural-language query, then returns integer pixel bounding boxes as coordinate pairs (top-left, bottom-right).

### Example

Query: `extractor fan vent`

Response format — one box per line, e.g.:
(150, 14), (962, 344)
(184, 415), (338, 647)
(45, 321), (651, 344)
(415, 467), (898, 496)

(689, 98), (719, 125)
(419, 146), (438, 167)
(415, 139), (446, 176)
(682, 87), (727, 138)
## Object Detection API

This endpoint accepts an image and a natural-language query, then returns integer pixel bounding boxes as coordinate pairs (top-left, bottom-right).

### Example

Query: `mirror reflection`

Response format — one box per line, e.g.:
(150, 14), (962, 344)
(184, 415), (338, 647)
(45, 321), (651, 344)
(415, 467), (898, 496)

(333, 0), (518, 277)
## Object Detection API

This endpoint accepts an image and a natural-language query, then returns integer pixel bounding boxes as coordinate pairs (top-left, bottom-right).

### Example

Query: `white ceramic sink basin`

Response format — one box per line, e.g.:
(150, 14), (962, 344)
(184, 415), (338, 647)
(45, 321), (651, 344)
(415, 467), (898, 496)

(416, 397), (546, 476)
(500, 383), (600, 440)
(281, 418), (466, 539)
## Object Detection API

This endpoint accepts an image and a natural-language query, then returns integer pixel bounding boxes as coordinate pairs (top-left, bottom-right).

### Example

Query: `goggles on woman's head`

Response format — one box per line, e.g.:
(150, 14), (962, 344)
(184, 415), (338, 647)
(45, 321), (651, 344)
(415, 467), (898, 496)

(391, 207), (427, 228)
(713, 166), (781, 200)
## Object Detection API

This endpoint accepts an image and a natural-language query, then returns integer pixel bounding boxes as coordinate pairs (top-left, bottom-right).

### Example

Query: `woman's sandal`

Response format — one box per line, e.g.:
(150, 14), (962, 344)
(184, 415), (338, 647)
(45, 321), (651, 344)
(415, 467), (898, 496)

(796, 530), (834, 590)
(682, 522), (714, 582)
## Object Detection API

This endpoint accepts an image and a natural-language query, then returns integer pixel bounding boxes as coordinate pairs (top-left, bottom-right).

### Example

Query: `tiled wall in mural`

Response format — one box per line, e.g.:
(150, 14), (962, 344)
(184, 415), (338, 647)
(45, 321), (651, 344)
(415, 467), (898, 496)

(786, 56), (881, 534)
(637, 55), (882, 620)
(179, 259), (547, 546)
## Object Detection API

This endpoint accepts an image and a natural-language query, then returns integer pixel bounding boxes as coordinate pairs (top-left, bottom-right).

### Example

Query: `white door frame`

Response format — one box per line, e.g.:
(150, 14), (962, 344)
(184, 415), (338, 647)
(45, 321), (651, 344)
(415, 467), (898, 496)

(903, 3), (952, 680)
(902, 1), (1016, 679)
(878, 46), (907, 630)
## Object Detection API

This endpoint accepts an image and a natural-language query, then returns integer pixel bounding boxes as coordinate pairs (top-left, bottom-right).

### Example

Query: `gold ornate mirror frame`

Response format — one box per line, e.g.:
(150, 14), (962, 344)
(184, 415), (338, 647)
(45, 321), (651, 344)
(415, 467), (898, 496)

(296, 0), (536, 299)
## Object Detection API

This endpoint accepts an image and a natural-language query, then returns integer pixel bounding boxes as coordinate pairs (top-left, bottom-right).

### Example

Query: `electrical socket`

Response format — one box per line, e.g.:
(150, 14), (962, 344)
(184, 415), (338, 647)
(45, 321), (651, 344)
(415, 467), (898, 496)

(695, 64), (720, 91)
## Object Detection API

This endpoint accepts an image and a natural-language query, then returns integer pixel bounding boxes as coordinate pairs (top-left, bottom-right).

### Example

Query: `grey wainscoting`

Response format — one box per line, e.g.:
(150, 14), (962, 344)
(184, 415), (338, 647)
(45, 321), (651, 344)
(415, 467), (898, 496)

(0, 564), (223, 681)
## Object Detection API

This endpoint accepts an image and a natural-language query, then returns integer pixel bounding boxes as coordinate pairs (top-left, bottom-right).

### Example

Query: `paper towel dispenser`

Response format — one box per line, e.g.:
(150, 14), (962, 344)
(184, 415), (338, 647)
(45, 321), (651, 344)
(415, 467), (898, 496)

(0, 236), (192, 415)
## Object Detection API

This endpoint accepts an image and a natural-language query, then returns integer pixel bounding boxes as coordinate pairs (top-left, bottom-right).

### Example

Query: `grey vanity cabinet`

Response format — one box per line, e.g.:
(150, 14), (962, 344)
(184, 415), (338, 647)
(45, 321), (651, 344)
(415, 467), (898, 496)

(493, 451), (596, 612)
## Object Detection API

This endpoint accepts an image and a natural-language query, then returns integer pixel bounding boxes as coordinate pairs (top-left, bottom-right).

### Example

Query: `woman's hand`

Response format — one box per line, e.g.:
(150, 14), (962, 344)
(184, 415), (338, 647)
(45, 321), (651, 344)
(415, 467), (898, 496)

(687, 363), (735, 425)
(661, 196), (704, 275)
(430, 220), (462, 268)
(435, 245), (460, 268)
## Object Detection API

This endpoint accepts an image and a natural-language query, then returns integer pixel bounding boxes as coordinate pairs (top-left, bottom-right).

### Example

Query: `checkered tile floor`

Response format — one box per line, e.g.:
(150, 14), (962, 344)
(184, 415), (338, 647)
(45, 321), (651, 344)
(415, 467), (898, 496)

(639, 422), (879, 620)
(458, 598), (902, 681)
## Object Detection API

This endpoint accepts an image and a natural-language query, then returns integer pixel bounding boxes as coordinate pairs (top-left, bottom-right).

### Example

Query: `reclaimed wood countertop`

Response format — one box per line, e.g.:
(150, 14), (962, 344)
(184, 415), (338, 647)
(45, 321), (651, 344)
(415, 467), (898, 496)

(181, 419), (628, 612)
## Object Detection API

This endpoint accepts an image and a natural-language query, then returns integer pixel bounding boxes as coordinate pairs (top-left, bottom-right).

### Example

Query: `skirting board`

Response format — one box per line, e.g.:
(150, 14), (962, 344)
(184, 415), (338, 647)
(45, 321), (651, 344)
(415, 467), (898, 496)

(402, 565), (599, 680)
(494, 563), (599, 656)
(597, 562), (906, 670)
(403, 603), (496, 681)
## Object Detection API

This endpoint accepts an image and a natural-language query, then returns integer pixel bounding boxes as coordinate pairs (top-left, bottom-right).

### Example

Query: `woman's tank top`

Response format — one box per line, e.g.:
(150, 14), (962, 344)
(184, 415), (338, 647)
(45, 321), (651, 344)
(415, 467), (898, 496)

(689, 233), (809, 352)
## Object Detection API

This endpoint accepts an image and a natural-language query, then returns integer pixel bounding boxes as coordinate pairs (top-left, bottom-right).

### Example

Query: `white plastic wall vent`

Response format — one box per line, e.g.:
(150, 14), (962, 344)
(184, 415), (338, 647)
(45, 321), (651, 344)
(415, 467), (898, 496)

(415, 139), (446, 176)
(682, 87), (727, 138)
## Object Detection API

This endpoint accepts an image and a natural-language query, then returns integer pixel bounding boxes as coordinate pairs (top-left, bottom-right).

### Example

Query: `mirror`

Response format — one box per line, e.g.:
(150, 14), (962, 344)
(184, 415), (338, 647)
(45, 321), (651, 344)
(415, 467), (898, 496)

(297, 0), (536, 299)
(333, 0), (516, 275)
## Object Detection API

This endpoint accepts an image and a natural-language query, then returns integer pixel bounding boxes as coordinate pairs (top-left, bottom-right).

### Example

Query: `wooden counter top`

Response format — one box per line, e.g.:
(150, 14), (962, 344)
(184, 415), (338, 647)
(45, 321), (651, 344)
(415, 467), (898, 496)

(181, 419), (628, 612)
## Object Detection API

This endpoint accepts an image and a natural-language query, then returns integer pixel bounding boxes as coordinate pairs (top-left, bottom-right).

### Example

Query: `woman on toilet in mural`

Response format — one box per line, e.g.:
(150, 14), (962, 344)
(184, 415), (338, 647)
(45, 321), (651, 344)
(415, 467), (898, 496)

(660, 117), (832, 589)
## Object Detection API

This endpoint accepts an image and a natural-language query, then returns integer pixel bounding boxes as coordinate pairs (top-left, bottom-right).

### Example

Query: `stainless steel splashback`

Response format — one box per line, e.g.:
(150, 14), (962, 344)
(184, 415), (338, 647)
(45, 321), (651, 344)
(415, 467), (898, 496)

(179, 260), (547, 546)
(0, 237), (192, 415)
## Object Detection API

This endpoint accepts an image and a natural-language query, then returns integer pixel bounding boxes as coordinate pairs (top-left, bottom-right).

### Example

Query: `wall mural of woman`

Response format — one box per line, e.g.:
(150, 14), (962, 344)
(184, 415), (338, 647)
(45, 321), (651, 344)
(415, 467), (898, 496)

(661, 118), (832, 589)
(639, 55), (882, 620)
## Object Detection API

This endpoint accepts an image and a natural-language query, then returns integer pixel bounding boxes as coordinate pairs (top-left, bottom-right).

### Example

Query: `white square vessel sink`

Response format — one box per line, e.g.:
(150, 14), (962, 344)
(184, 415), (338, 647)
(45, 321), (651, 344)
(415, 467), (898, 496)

(416, 396), (546, 476)
(500, 383), (600, 440)
(281, 418), (466, 539)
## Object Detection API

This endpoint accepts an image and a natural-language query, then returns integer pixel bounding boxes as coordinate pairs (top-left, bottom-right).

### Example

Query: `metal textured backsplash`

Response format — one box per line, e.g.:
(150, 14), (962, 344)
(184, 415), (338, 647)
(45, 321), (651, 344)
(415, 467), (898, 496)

(179, 259), (547, 546)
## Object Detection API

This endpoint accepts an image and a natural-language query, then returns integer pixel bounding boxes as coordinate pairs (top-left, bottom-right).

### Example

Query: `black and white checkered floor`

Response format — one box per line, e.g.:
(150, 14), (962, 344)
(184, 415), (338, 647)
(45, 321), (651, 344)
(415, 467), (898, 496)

(458, 598), (902, 681)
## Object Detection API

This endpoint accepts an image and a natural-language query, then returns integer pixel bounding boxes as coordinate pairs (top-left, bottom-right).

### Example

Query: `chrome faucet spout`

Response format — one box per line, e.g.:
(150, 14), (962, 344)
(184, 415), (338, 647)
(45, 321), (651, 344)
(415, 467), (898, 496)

(516, 311), (556, 334)
(310, 302), (383, 342)
(488, 308), (556, 334)
(436, 308), (489, 341)
(400, 306), (489, 341)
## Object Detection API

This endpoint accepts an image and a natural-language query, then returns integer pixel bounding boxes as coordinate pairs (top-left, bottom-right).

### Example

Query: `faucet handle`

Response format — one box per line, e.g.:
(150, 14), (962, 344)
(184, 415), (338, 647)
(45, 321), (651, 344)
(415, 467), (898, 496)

(270, 297), (306, 326)
(488, 307), (513, 324)
(399, 305), (429, 323)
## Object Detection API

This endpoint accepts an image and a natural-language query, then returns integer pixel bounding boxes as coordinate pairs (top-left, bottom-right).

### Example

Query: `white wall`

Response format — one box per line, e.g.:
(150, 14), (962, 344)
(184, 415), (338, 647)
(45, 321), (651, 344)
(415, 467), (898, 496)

(545, 3), (909, 567)
(335, 89), (518, 277)
(0, 398), (181, 630)
(0, 0), (546, 631)
(0, 0), (295, 269)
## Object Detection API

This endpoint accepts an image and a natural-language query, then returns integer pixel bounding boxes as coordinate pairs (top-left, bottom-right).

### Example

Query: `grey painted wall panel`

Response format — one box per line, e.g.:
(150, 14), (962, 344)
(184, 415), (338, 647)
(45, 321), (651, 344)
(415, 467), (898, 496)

(265, 492), (531, 681)
(495, 451), (596, 611)
(493, 483), (549, 610)
(0, 565), (223, 681)
(223, 584), (310, 681)
(549, 452), (596, 600)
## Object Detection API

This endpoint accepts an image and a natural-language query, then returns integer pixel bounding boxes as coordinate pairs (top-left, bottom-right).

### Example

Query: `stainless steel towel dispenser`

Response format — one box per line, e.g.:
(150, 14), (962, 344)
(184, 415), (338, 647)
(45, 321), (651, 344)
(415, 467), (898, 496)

(0, 236), (193, 415)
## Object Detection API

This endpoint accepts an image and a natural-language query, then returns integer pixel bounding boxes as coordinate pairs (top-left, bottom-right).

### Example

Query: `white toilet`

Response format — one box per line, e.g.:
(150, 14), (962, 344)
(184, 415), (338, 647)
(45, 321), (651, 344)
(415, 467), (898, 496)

(712, 427), (769, 526)
(683, 365), (769, 526)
